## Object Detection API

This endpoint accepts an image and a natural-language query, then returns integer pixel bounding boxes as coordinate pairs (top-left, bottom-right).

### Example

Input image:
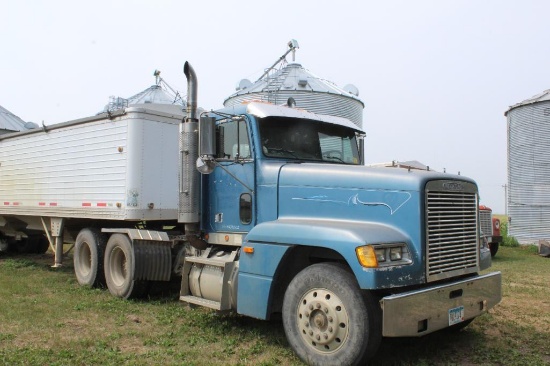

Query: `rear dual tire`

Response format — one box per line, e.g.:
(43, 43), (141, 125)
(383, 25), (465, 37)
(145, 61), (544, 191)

(14, 235), (49, 254)
(73, 228), (107, 287)
(104, 234), (149, 299)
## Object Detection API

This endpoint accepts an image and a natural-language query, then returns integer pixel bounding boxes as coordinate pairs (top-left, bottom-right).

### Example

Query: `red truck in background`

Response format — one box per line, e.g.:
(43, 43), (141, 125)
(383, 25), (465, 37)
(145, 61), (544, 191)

(479, 205), (502, 257)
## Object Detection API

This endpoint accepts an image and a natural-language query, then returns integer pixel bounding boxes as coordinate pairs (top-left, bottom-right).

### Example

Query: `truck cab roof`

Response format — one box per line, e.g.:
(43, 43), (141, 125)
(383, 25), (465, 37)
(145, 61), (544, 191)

(214, 102), (364, 133)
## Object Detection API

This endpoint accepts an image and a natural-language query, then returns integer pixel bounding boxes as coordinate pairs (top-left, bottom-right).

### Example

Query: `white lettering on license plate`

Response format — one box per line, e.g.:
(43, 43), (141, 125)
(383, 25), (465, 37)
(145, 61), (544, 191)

(448, 305), (464, 326)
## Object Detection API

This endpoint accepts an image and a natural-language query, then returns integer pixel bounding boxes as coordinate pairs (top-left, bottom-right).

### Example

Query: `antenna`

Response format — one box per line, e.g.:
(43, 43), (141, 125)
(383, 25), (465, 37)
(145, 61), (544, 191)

(256, 39), (300, 82)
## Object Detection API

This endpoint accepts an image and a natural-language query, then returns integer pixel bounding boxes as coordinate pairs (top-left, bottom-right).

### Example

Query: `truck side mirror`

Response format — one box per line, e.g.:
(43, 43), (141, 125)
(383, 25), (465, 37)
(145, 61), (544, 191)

(199, 116), (216, 157)
(197, 116), (216, 174)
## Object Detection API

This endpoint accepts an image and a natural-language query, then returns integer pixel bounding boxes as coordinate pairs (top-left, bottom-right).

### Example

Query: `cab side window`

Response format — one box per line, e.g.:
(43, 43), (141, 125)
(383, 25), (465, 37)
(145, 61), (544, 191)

(216, 119), (251, 160)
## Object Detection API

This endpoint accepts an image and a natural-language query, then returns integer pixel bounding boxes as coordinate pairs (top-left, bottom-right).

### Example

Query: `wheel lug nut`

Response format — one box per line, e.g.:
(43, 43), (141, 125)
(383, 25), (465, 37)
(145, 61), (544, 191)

(305, 321), (309, 327)
(329, 326), (333, 333)
(324, 333), (328, 339)
(316, 303), (321, 309)
(309, 330), (313, 336)
(324, 307), (328, 313)
(328, 316), (333, 323)
(316, 335), (321, 341)
(309, 305), (314, 310)
(305, 312), (310, 317)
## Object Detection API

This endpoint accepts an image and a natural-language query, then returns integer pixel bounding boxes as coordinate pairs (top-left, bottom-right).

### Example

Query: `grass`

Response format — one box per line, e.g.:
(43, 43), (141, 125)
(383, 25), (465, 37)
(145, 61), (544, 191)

(1, 247), (549, 365)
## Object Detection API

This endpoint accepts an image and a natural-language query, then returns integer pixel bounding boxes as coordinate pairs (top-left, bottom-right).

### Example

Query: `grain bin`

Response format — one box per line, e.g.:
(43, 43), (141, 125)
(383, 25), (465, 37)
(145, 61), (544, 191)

(505, 89), (550, 243)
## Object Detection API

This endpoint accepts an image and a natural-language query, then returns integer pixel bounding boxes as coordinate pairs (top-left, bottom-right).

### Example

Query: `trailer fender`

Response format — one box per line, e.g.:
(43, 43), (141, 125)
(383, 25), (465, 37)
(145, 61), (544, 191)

(102, 228), (173, 282)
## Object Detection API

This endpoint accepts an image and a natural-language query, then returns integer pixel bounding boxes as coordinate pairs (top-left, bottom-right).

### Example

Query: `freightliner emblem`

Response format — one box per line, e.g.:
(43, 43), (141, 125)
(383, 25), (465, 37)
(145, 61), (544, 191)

(443, 182), (465, 191)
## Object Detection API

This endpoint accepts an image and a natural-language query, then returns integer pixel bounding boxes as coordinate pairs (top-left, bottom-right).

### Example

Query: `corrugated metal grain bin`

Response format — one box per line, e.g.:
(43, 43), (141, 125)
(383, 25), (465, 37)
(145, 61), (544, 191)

(505, 89), (550, 243)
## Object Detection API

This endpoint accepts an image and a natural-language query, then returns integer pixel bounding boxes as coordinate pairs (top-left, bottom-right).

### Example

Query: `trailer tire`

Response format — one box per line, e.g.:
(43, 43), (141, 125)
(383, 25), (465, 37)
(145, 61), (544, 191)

(282, 263), (382, 366)
(104, 234), (148, 299)
(35, 235), (50, 254)
(74, 229), (107, 287)
(490, 242), (499, 257)
(15, 237), (37, 253)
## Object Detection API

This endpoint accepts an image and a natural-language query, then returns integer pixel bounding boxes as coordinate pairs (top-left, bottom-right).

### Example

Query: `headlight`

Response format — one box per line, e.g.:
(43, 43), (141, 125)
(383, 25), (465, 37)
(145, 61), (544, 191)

(356, 243), (412, 268)
(375, 248), (386, 262)
(389, 247), (403, 261)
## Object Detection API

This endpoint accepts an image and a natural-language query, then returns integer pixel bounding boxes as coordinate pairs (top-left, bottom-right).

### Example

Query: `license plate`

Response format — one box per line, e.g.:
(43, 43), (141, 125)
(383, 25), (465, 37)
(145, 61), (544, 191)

(448, 305), (464, 326)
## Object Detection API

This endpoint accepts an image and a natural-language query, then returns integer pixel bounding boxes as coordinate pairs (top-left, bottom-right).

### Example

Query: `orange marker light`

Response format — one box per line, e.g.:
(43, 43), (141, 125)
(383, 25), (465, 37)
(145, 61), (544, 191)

(243, 247), (254, 254)
(224, 235), (230, 242)
(356, 246), (378, 268)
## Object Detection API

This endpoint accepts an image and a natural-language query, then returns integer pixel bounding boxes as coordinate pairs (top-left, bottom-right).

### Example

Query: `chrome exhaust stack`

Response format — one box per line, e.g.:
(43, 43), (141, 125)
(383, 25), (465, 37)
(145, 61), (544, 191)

(178, 62), (200, 223)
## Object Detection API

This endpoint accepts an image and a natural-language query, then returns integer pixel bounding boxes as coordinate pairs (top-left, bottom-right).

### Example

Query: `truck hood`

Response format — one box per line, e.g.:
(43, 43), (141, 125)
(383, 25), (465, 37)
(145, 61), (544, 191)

(277, 163), (475, 220)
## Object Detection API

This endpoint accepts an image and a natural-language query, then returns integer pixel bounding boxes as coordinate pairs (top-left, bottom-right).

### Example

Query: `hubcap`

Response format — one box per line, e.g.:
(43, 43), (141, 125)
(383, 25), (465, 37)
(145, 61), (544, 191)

(297, 288), (349, 354)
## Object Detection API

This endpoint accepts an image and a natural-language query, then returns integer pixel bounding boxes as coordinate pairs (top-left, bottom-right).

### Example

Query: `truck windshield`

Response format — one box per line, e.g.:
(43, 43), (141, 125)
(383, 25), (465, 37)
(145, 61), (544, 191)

(258, 116), (360, 164)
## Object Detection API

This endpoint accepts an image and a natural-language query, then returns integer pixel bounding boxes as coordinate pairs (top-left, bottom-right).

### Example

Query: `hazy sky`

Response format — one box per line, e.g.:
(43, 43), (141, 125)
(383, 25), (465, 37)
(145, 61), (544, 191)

(2, 0), (549, 214)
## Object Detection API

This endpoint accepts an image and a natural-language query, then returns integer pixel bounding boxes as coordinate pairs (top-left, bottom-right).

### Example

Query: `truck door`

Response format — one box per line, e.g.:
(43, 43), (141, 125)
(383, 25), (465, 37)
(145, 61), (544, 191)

(205, 117), (255, 233)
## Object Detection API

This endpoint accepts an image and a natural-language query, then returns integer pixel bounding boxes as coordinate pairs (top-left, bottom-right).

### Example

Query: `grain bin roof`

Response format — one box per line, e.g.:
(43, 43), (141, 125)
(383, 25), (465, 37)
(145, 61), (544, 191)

(505, 89), (550, 116)
(101, 70), (185, 113)
(126, 84), (184, 106)
(225, 63), (363, 106)
(0, 105), (33, 134)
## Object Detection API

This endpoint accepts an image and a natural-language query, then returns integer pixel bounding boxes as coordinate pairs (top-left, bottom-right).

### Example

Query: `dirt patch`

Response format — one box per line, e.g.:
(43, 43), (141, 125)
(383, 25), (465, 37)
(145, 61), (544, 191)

(497, 293), (550, 333)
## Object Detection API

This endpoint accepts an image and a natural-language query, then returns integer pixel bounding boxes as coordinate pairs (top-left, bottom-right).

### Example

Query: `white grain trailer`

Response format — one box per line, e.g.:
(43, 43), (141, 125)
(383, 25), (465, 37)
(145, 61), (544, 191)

(0, 103), (188, 296)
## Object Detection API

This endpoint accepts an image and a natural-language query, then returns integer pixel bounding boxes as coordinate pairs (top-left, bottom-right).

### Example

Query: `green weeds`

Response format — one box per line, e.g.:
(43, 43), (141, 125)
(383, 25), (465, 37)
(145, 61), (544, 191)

(0, 248), (548, 365)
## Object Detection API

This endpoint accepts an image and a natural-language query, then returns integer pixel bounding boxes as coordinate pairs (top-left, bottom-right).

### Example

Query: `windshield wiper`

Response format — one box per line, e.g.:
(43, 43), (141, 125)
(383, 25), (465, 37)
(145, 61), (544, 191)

(324, 155), (345, 163)
(266, 147), (299, 159)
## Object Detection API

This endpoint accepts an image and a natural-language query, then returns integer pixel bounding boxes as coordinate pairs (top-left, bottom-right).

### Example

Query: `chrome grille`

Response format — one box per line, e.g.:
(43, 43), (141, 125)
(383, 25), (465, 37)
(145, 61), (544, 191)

(426, 181), (479, 282)
(479, 210), (493, 237)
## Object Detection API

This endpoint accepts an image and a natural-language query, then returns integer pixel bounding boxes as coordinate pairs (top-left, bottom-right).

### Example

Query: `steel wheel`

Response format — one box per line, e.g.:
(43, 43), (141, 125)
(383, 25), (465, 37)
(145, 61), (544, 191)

(283, 262), (382, 366)
(298, 288), (350, 354)
(109, 245), (128, 287)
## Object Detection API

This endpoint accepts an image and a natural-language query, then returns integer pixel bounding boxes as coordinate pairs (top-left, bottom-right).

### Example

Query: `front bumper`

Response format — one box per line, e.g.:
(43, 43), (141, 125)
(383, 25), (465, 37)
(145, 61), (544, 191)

(380, 271), (501, 337)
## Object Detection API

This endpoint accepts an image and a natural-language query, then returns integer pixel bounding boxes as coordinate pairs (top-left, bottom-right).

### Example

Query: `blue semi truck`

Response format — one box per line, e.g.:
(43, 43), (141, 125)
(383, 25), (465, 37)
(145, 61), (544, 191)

(0, 62), (501, 365)
(181, 62), (501, 364)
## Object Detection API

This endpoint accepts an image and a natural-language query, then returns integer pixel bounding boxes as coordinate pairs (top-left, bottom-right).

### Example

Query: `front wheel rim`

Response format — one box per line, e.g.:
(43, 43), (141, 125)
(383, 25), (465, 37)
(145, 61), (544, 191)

(297, 288), (350, 354)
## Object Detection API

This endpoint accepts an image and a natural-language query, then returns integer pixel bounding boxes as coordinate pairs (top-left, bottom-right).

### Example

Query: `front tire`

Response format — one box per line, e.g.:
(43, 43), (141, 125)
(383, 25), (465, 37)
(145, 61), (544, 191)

(104, 234), (148, 299)
(73, 228), (107, 287)
(282, 263), (382, 366)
